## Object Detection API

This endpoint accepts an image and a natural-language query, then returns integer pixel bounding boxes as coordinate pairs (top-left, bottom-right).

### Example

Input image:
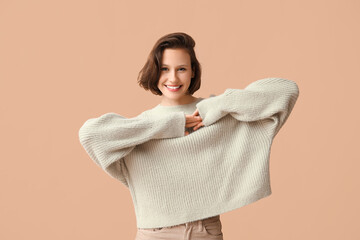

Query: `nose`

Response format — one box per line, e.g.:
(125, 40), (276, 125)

(168, 70), (179, 82)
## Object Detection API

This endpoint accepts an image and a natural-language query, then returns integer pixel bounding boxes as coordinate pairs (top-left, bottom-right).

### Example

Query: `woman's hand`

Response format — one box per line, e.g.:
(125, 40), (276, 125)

(184, 109), (204, 136)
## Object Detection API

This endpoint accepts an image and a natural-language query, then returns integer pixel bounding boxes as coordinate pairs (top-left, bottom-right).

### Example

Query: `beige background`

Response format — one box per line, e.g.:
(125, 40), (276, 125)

(1, 0), (359, 239)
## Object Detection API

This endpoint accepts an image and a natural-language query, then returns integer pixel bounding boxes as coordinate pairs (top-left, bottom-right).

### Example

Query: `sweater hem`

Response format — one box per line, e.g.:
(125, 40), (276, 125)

(135, 187), (272, 229)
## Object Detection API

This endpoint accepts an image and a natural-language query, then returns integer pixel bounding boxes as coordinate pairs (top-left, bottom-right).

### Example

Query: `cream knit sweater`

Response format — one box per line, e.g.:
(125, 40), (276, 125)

(78, 77), (299, 228)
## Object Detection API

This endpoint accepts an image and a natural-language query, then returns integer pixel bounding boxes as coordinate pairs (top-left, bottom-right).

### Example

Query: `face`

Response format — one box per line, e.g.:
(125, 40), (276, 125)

(157, 48), (195, 104)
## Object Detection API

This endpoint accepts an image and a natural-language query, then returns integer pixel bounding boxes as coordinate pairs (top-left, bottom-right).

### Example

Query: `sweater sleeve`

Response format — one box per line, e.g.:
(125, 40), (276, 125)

(78, 111), (186, 187)
(195, 77), (299, 139)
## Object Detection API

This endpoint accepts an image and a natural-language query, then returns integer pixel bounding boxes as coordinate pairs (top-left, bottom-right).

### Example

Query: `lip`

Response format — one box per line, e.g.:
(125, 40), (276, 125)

(165, 85), (182, 92)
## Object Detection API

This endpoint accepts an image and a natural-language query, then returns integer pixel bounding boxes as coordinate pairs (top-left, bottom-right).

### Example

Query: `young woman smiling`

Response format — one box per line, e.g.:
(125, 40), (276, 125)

(79, 32), (300, 240)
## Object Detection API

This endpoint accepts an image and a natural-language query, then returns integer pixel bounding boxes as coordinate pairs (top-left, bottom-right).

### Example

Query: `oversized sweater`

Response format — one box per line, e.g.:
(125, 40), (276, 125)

(78, 77), (300, 229)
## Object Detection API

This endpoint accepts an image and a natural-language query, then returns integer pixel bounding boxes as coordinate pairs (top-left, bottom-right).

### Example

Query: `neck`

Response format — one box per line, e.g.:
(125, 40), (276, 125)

(159, 95), (198, 106)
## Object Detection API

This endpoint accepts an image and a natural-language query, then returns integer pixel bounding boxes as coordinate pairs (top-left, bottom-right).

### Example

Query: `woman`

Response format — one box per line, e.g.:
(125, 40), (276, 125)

(135, 32), (224, 239)
(78, 32), (299, 240)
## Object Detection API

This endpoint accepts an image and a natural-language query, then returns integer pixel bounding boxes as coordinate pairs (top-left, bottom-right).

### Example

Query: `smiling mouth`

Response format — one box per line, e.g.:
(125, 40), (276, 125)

(165, 85), (182, 89)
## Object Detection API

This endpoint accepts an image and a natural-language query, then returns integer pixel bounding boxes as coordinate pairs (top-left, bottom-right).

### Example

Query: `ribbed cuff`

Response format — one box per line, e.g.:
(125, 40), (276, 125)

(196, 95), (224, 126)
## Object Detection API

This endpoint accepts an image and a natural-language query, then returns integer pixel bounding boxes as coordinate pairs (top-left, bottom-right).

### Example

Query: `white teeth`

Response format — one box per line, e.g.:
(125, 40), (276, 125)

(166, 85), (181, 89)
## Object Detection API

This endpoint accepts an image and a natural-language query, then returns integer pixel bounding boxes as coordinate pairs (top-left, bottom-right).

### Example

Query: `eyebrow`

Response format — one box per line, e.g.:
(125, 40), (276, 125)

(161, 64), (188, 67)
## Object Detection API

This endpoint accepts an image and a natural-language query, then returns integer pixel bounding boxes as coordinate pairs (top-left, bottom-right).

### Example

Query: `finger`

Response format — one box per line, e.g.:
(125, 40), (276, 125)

(185, 115), (202, 125)
(186, 113), (201, 119)
(186, 117), (201, 124)
(193, 109), (202, 121)
(192, 109), (199, 117)
(193, 122), (204, 131)
(186, 120), (202, 128)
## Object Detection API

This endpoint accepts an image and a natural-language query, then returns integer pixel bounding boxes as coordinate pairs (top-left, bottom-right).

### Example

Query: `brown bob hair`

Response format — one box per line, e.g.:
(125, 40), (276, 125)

(137, 32), (202, 96)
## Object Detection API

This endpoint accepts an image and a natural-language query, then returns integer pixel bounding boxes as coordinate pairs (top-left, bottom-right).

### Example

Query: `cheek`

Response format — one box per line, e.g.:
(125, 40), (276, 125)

(180, 72), (191, 80)
(157, 77), (164, 86)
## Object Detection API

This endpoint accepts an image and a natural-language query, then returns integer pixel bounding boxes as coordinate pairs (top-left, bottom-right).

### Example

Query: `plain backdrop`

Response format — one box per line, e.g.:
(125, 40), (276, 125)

(0, 0), (359, 239)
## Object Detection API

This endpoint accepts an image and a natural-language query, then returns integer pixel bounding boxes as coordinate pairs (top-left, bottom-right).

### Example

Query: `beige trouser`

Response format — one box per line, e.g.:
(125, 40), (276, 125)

(135, 215), (224, 240)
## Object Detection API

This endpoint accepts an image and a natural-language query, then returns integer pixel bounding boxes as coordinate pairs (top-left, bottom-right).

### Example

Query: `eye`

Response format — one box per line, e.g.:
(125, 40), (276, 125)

(161, 67), (168, 71)
(179, 68), (186, 71)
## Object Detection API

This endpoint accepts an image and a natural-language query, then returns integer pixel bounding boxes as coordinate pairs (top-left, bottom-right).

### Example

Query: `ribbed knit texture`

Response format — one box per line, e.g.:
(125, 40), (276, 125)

(78, 77), (299, 228)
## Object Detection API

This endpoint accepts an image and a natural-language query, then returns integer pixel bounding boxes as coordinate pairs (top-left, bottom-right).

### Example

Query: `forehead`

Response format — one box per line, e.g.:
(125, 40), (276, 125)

(161, 48), (190, 65)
